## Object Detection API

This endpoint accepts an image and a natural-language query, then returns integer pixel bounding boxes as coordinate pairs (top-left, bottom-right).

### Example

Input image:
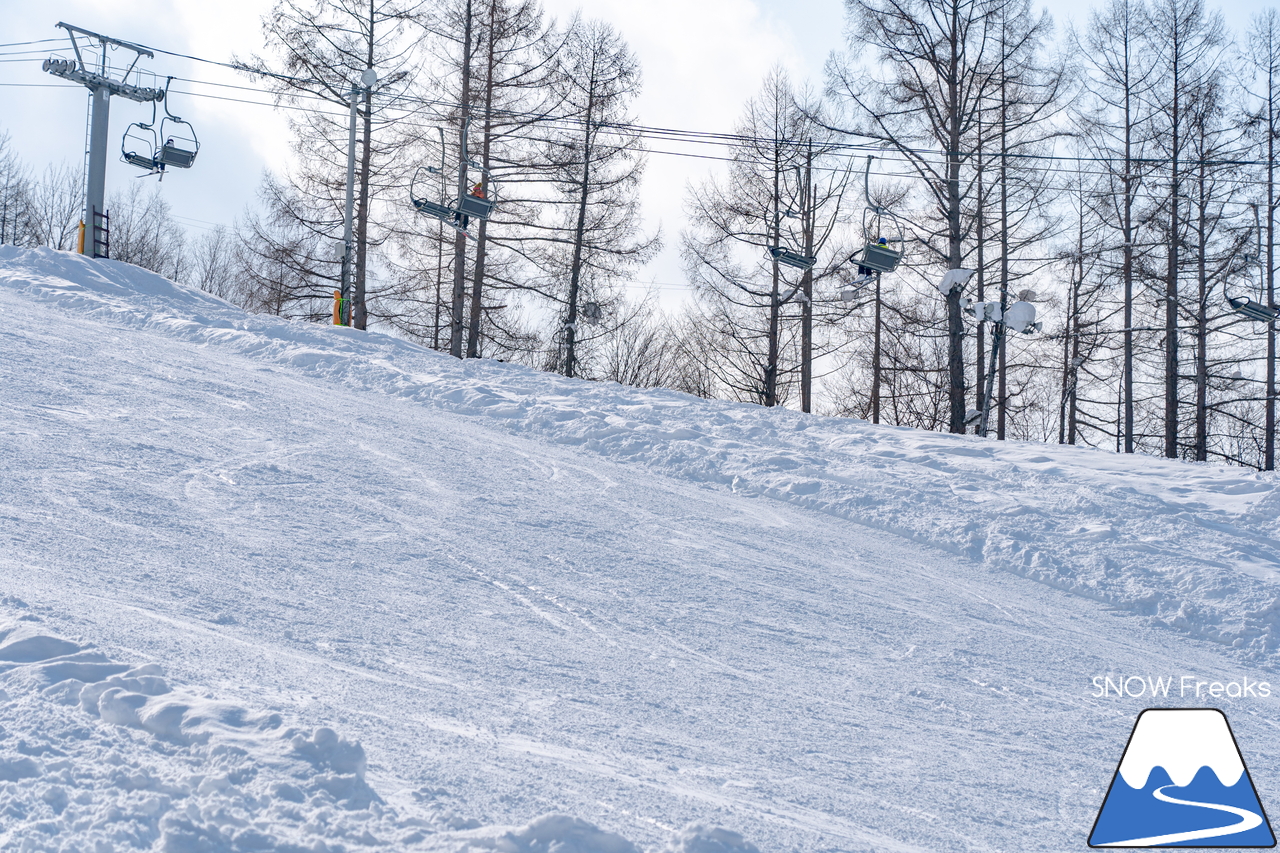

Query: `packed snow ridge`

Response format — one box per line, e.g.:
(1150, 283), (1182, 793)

(5, 246), (1280, 662)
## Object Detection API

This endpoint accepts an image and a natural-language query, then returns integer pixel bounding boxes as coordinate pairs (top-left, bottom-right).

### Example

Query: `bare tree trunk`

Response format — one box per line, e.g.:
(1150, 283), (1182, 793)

(449, 0), (474, 359)
(562, 50), (603, 379)
(764, 155), (781, 407)
(466, 0), (498, 359)
(945, 0), (967, 434)
(800, 144), (814, 413)
(1165, 134), (1180, 460)
(1060, 195), (1082, 445)
(872, 273), (882, 423)
(997, 84), (1009, 442)
(1268, 56), (1277, 470)
(354, 76), (374, 330)
(1193, 170), (1208, 461)
(1123, 130), (1135, 453)
(563, 128), (593, 378)
(1161, 3), (1184, 460)
(974, 120), (986, 433)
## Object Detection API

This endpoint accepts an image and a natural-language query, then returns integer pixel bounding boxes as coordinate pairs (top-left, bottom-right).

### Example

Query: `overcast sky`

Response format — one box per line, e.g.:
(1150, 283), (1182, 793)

(0, 0), (1266, 306)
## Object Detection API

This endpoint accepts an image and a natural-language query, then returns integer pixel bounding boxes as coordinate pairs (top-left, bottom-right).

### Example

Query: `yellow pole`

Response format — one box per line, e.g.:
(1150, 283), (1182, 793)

(77, 220), (85, 255)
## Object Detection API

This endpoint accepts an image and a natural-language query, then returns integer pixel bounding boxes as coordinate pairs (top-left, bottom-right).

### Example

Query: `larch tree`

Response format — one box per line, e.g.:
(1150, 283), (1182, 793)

(535, 17), (658, 379)
(829, 0), (1008, 433)
(683, 68), (853, 408)
(1244, 8), (1280, 469)
(241, 0), (421, 329)
(1075, 0), (1159, 454)
(1145, 0), (1229, 458)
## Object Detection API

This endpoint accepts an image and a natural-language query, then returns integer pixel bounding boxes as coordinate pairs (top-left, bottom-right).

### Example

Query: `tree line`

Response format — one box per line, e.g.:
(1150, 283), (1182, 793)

(2, 0), (1279, 469)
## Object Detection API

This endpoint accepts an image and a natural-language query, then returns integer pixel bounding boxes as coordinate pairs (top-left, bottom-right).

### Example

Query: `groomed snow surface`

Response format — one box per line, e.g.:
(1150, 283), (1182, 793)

(3, 244), (1280, 852)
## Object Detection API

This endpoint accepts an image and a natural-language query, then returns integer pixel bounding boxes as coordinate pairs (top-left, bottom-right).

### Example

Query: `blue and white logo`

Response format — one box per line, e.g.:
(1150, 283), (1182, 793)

(1090, 708), (1275, 847)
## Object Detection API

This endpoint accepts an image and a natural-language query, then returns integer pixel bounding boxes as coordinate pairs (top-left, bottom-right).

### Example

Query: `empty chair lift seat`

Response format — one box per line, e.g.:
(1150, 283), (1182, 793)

(159, 142), (196, 169)
(769, 247), (816, 271)
(412, 198), (456, 220)
(1228, 296), (1280, 323)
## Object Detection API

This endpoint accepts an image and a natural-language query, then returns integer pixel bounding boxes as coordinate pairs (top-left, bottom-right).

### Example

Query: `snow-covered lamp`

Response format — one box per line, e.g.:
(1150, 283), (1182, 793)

(937, 268), (976, 296)
(1003, 300), (1040, 334)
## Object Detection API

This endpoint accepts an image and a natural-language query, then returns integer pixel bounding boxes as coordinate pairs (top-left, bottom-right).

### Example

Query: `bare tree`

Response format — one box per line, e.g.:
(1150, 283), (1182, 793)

(684, 68), (853, 408)
(1075, 0), (1160, 454)
(242, 0), (421, 330)
(237, 176), (342, 320)
(1244, 8), (1280, 469)
(24, 163), (83, 251)
(188, 225), (241, 302)
(829, 0), (1008, 432)
(107, 182), (187, 279)
(0, 134), (32, 247)
(535, 17), (658, 378)
(1146, 0), (1230, 458)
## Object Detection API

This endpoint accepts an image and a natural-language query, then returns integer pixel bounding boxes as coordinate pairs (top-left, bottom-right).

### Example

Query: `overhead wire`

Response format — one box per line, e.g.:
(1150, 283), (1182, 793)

(5, 45), (1276, 182)
(6, 35), (1280, 222)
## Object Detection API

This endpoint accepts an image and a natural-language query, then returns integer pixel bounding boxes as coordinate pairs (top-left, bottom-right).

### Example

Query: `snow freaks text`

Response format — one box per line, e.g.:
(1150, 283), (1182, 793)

(1091, 676), (1272, 700)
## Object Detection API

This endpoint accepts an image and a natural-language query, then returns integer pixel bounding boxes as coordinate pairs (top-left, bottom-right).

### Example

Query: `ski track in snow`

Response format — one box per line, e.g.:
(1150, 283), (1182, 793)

(6, 248), (1276, 662)
(3, 246), (1280, 851)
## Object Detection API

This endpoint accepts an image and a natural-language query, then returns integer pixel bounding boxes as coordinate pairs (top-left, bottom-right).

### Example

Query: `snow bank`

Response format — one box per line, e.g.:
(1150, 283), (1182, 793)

(4, 245), (1278, 664)
(0, 604), (747, 852)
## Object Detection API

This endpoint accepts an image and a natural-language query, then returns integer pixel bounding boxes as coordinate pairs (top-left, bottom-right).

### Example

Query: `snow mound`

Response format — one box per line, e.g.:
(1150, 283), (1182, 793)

(663, 824), (761, 853)
(4, 244), (1280, 663)
(0, 613), (386, 852)
(0, 609), (747, 851)
(458, 814), (640, 853)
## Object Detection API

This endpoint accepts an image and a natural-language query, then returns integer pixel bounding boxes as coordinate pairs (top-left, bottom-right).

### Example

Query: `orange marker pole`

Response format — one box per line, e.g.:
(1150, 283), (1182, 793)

(333, 290), (344, 325)
(77, 220), (86, 255)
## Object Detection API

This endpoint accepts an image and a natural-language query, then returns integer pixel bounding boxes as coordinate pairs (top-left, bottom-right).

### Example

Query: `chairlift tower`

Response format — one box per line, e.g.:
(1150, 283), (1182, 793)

(43, 23), (164, 257)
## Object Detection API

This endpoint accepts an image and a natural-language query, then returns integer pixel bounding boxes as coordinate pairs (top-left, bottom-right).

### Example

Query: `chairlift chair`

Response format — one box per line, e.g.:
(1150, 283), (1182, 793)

(410, 170), (495, 235)
(1228, 295), (1280, 324)
(409, 120), (496, 238)
(122, 121), (162, 172)
(157, 79), (199, 169)
(121, 94), (163, 173)
(860, 156), (906, 275)
(581, 301), (604, 325)
(769, 246), (817, 271)
(858, 241), (902, 274)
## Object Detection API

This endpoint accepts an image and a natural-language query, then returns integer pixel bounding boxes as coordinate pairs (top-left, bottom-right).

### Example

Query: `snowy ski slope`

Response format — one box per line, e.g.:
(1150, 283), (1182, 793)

(3, 245), (1280, 851)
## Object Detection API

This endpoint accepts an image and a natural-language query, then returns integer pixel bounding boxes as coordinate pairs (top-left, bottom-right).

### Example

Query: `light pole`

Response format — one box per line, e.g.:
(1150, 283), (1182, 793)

(339, 67), (377, 327)
(939, 268), (1042, 438)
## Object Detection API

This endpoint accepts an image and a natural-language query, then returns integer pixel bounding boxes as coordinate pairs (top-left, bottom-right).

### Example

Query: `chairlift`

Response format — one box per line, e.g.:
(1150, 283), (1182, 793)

(858, 240), (902, 274)
(581, 301), (604, 325)
(121, 96), (163, 173)
(409, 119), (496, 238)
(859, 156), (905, 274)
(1228, 295), (1280, 324)
(157, 79), (199, 169)
(122, 122), (162, 172)
(768, 246), (816, 271)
